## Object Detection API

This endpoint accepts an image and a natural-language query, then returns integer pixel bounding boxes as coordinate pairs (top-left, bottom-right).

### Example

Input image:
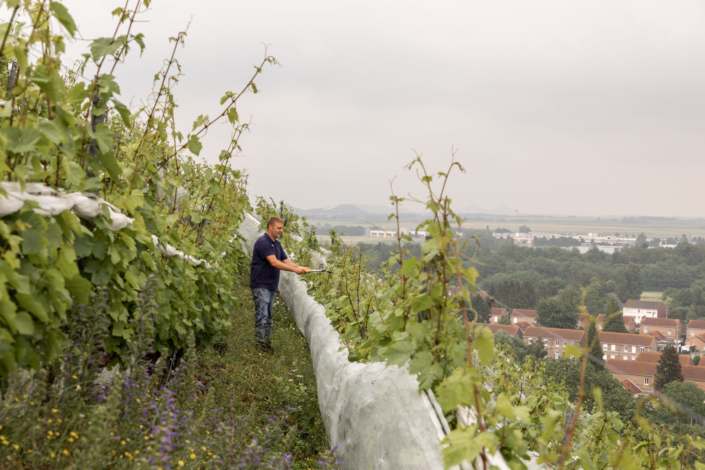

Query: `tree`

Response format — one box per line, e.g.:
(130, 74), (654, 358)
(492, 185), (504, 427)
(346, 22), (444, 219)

(584, 287), (604, 316)
(527, 335), (548, 362)
(636, 233), (648, 248)
(470, 293), (491, 323)
(654, 344), (685, 392)
(494, 331), (529, 363)
(587, 322), (604, 368)
(544, 359), (637, 421)
(518, 225), (531, 233)
(616, 262), (643, 302)
(649, 381), (705, 428)
(694, 355), (701, 366)
(536, 297), (578, 329)
(602, 312), (629, 334)
(498, 312), (511, 325)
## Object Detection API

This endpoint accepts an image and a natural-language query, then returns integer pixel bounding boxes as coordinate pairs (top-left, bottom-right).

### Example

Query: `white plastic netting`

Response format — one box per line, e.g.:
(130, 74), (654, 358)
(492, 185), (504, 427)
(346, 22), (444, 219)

(239, 214), (451, 469)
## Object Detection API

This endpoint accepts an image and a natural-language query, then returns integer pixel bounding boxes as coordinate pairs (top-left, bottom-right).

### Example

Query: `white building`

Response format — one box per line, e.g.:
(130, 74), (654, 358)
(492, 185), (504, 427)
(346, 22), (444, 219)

(622, 300), (667, 323)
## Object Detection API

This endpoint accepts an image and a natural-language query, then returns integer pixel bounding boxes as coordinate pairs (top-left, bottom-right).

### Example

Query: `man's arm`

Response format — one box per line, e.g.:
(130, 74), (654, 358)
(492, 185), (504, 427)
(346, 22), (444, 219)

(266, 255), (308, 274)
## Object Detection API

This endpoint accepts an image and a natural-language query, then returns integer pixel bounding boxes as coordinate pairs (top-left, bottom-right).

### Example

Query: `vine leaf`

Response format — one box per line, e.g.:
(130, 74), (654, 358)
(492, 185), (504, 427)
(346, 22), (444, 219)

(65, 275), (93, 305)
(88, 124), (113, 153)
(50, 2), (77, 36)
(187, 135), (202, 156)
(14, 312), (34, 336)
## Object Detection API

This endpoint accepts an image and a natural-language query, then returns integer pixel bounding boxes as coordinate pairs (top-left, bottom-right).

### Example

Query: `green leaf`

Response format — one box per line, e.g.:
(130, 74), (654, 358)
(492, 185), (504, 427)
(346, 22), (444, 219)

(494, 393), (515, 420)
(0, 301), (17, 334)
(3, 127), (42, 153)
(15, 294), (48, 322)
(133, 33), (146, 56)
(14, 312), (33, 336)
(474, 326), (495, 366)
(400, 257), (417, 277)
(65, 275), (93, 305)
(112, 99), (132, 126)
(436, 367), (476, 411)
(21, 229), (44, 255)
(187, 135), (202, 156)
(38, 119), (65, 145)
(90, 37), (121, 63)
(227, 107), (239, 124)
(440, 426), (481, 468)
(50, 2), (77, 36)
(97, 151), (123, 181)
(192, 114), (209, 131)
(381, 339), (413, 367)
(410, 293), (431, 313)
(88, 123), (114, 153)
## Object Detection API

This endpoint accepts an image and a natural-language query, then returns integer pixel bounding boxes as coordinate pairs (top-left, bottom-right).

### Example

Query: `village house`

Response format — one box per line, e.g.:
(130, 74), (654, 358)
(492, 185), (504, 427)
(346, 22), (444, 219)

(599, 332), (657, 361)
(607, 359), (705, 393)
(511, 309), (538, 326)
(515, 321), (530, 333)
(685, 332), (705, 352)
(490, 308), (507, 323)
(640, 318), (682, 347)
(369, 230), (397, 238)
(635, 351), (693, 366)
(687, 320), (705, 340)
(623, 300), (667, 323)
(472, 323), (523, 339)
(523, 327), (585, 359)
(477, 290), (489, 299)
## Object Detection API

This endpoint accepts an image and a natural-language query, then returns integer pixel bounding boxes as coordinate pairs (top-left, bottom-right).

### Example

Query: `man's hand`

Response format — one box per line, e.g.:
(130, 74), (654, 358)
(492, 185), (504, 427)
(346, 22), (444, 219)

(294, 266), (309, 275)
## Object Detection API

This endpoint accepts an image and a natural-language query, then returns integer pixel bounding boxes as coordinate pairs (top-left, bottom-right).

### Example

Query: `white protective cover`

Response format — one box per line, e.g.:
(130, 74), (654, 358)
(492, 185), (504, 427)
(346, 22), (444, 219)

(239, 214), (448, 469)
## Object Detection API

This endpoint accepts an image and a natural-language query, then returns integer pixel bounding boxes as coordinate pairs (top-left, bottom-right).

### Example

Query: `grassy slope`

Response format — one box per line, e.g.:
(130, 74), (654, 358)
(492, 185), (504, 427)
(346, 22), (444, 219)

(196, 278), (330, 469)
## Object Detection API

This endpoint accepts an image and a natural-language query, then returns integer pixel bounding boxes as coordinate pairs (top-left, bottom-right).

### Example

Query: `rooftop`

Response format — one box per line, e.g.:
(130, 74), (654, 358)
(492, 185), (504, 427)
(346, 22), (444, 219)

(636, 351), (693, 366)
(688, 320), (705, 330)
(512, 309), (538, 318)
(641, 317), (680, 327)
(598, 332), (656, 347)
(523, 326), (585, 342)
(622, 379), (643, 395)
(607, 360), (705, 382)
(624, 299), (664, 310)
(491, 308), (507, 317)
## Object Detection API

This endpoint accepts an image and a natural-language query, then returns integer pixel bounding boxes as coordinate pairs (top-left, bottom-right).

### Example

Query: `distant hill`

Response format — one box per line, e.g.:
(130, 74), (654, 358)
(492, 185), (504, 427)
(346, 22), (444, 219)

(457, 204), (515, 216)
(293, 204), (424, 219)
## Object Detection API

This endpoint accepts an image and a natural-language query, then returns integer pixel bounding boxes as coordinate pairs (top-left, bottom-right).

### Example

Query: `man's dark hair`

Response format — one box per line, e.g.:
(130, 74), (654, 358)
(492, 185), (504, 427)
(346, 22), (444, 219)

(267, 216), (284, 228)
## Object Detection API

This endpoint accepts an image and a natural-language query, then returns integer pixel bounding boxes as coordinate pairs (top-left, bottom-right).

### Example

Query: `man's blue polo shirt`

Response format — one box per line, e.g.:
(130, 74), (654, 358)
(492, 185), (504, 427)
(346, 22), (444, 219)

(250, 233), (288, 291)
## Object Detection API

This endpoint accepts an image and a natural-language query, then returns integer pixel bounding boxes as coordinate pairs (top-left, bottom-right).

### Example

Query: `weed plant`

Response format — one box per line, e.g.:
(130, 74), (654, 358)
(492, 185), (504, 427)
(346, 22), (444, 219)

(0, 276), (336, 469)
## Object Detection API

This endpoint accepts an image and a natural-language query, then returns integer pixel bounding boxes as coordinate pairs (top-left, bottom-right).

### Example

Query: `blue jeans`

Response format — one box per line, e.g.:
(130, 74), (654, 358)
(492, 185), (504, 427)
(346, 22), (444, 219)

(252, 288), (275, 344)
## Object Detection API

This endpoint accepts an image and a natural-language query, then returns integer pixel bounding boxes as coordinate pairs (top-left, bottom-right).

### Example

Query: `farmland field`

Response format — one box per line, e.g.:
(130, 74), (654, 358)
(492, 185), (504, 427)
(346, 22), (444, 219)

(309, 215), (705, 239)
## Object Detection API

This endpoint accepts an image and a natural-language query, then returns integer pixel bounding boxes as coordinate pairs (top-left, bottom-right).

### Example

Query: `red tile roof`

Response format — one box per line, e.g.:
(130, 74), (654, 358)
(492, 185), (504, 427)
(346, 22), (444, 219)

(598, 332), (656, 347)
(523, 326), (585, 342)
(596, 314), (606, 323)
(641, 317), (680, 327)
(622, 379), (643, 395)
(624, 300), (664, 309)
(651, 330), (668, 341)
(516, 321), (530, 331)
(477, 290), (489, 299)
(687, 320), (705, 330)
(491, 308), (507, 317)
(606, 359), (657, 376)
(486, 324), (522, 336)
(512, 309), (538, 318)
(636, 352), (693, 366)
(607, 359), (705, 382)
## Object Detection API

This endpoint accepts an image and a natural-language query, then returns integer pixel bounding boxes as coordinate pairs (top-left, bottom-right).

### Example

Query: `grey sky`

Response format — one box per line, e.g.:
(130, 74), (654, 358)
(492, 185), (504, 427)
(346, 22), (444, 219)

(55, 1), (705, 216)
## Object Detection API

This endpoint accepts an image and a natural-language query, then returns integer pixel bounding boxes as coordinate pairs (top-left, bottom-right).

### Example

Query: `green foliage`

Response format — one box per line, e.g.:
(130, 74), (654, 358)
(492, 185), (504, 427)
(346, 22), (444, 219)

(0, 0), (275, 381)
(518, 225), (531, 233)
(0, 281), (337, 469)
(536, 297), (578, 329)
(587, 321), (604, 367)
(616, 262), (643, 302)
(303, 156), (705, 468)
(498, 311), (511, 325)
(694, 354), (701, 366)
(654, 344), (685, 392)
(602, 311), (629, 333)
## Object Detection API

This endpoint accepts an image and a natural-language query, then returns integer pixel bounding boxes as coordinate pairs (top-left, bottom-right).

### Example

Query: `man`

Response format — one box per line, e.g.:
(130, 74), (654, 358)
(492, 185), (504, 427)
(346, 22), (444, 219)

(250, 216), (309, 351)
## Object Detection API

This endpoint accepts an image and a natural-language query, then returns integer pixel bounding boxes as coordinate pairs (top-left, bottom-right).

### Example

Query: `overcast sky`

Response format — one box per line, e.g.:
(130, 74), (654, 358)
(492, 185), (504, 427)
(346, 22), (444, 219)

(46, 1), (705, 216)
